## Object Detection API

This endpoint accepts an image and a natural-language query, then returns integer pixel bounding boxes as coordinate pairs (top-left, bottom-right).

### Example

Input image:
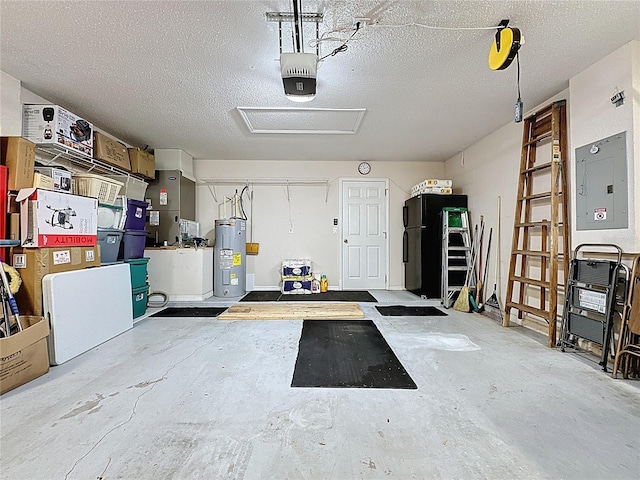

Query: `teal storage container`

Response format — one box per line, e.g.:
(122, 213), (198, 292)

(126, 257), (149, 289)
(132, 285), (149, 319)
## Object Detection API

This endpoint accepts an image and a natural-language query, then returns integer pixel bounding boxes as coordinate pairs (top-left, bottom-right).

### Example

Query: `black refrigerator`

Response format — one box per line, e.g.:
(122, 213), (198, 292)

(403, 194), (468, 297)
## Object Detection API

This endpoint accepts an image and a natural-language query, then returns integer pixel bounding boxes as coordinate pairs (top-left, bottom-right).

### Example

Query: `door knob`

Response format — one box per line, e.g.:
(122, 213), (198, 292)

(344, 239), (348, 243)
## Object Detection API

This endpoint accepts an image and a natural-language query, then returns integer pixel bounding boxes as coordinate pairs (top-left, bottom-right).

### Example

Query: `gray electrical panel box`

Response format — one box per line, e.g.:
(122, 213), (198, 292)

(575, 131), (628, 230)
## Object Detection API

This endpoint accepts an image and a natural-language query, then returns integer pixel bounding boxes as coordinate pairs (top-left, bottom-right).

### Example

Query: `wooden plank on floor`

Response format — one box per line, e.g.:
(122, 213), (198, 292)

(218, 303), (365, 320)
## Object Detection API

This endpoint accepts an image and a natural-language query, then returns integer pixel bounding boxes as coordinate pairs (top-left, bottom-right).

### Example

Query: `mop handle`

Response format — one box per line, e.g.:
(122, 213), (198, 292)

(0, 261), (22, 331)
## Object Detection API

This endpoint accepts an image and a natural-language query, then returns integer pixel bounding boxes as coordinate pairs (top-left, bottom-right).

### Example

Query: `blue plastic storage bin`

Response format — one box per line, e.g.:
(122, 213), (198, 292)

(119, 229), (148, 260)
(124, 198), (148, 230)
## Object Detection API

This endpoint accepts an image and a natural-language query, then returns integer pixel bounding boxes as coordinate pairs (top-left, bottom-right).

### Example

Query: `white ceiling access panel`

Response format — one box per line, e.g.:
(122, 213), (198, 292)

(237, 107), (366, 134)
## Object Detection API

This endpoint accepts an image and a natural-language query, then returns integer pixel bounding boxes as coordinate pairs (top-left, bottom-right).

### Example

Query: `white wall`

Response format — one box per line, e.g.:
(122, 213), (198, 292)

(0, 71), (21, 135)
(444, 40), (639, 331)
(195, 160), (444, 290)
(569, 40), (639, 252)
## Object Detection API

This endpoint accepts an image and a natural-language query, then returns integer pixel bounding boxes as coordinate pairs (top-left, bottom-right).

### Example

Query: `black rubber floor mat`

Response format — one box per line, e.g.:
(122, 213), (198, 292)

(240, 291), (281, 302)
(375, 306), (447, 316)
(283, 291), (377, 302)
(241, 291), (378, 302)
(291, 320), (417, 389)
(149, 307), (228, 317)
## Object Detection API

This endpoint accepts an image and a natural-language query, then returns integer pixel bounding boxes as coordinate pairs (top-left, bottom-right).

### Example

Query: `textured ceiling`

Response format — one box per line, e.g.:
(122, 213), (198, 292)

(1, 1), (639, 162)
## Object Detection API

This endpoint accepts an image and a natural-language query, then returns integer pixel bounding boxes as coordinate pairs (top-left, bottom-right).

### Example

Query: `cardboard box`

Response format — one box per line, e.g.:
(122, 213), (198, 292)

(16, 188), (98, 247)
(8, 213), (20, 241)
(7, 193), (19, 213)
(0, 315), (50, 395)
(12, 246), (100, 316)
(22, 105), (93, 158)
(1, 137), (36, 190)
(128, 148), (155, 179)
(34, 167), (72, 193)
(32, 173), (55, 190)
(94, 132), (131, 171)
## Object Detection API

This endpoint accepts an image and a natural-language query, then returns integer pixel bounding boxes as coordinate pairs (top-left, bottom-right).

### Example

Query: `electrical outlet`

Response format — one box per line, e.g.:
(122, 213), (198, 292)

(353, 17), (371, 28)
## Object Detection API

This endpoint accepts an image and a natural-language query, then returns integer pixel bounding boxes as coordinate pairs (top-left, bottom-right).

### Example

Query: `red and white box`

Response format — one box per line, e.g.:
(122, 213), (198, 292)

(16, 188), (97, 247)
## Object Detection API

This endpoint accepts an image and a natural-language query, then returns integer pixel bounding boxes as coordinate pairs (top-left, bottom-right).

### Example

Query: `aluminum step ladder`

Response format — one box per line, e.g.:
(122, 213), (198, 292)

(441, 207), (473, 308)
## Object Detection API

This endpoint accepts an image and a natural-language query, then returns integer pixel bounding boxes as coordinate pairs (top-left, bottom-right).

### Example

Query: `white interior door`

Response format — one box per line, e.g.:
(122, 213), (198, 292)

(341, 179), (388, 290)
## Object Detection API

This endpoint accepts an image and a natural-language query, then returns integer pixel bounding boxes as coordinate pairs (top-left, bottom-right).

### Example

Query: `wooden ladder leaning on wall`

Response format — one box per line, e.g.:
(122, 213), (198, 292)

(503, 100), (570, 347)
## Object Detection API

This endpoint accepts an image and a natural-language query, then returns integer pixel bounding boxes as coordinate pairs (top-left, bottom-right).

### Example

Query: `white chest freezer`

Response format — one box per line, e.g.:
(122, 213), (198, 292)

(42, 263), (133, 365)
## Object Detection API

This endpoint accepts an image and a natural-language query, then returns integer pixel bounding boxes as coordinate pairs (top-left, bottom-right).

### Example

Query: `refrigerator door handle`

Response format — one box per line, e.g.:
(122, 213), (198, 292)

(402, 205), (408, 228)
(403, 230), (408, 263)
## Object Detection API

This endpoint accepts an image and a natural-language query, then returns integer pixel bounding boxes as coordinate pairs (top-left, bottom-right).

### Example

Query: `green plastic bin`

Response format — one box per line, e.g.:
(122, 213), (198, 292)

(126, 257), (150, 289)
(132, 285), (149, 319)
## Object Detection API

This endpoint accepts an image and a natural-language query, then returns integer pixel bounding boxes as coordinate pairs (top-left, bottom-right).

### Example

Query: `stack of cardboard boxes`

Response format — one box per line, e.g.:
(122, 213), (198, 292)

(0, 135), (102, 394)
(0, 104), (156, 394)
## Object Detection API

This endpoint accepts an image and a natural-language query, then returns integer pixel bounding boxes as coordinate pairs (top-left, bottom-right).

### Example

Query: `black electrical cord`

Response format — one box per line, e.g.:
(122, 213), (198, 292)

(516, 52), (521, 100)
(514, 52), (523, 123)
(238, 185), (249, 221)
(319, 22), (361, 60)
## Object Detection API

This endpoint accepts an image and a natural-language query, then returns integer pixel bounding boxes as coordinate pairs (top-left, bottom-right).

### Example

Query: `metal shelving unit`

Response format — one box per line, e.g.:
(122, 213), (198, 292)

(35, 144), (145, 180)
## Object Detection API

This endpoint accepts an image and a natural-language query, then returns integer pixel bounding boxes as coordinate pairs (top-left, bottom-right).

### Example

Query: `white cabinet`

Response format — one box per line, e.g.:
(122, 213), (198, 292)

(144, 247), (213, 301)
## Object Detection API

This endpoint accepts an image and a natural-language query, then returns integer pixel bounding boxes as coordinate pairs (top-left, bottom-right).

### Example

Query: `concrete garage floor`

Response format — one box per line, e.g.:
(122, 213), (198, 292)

(1, 291), (638, 479)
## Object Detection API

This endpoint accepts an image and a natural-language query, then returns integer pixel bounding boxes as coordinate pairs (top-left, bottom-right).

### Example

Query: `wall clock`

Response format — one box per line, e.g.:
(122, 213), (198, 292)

(358, 162), (371, 175)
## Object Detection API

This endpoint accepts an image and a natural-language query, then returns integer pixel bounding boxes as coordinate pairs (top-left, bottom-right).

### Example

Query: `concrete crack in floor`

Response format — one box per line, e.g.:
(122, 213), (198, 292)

(64, 324), (233, 480)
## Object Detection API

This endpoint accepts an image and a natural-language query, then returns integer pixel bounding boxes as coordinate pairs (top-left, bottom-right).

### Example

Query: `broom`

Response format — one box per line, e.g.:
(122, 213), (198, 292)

(476, 215), (484, 303)
(453, 224), (479, 312)
(477, 227), (492, 309)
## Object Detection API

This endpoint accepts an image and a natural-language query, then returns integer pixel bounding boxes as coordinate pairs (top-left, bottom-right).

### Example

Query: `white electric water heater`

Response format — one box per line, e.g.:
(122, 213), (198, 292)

(213, 219), (246, 297)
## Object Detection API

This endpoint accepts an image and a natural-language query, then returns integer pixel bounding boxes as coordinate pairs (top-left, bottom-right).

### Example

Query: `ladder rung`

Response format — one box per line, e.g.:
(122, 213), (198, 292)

(523, 131), (552, 146)
(522, 162), (552, 173)
(515, 221), (551, 227)
(447, 246), (470, 251)
(512, 249), (551, 258)
(505, 302), (554, 322)
(511, 250), (566, 258)
(447, 266), (469, 271)
(514, 221), (565, 227)
(519, 192), (552, 201)
(446, 286), (465, 292)
(510, 275), (551, 288)
(447, 227), (469, 233)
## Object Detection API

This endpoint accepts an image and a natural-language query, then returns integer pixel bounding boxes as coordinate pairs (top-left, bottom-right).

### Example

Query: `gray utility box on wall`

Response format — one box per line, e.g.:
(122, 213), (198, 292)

(575, 131), (628, 230)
